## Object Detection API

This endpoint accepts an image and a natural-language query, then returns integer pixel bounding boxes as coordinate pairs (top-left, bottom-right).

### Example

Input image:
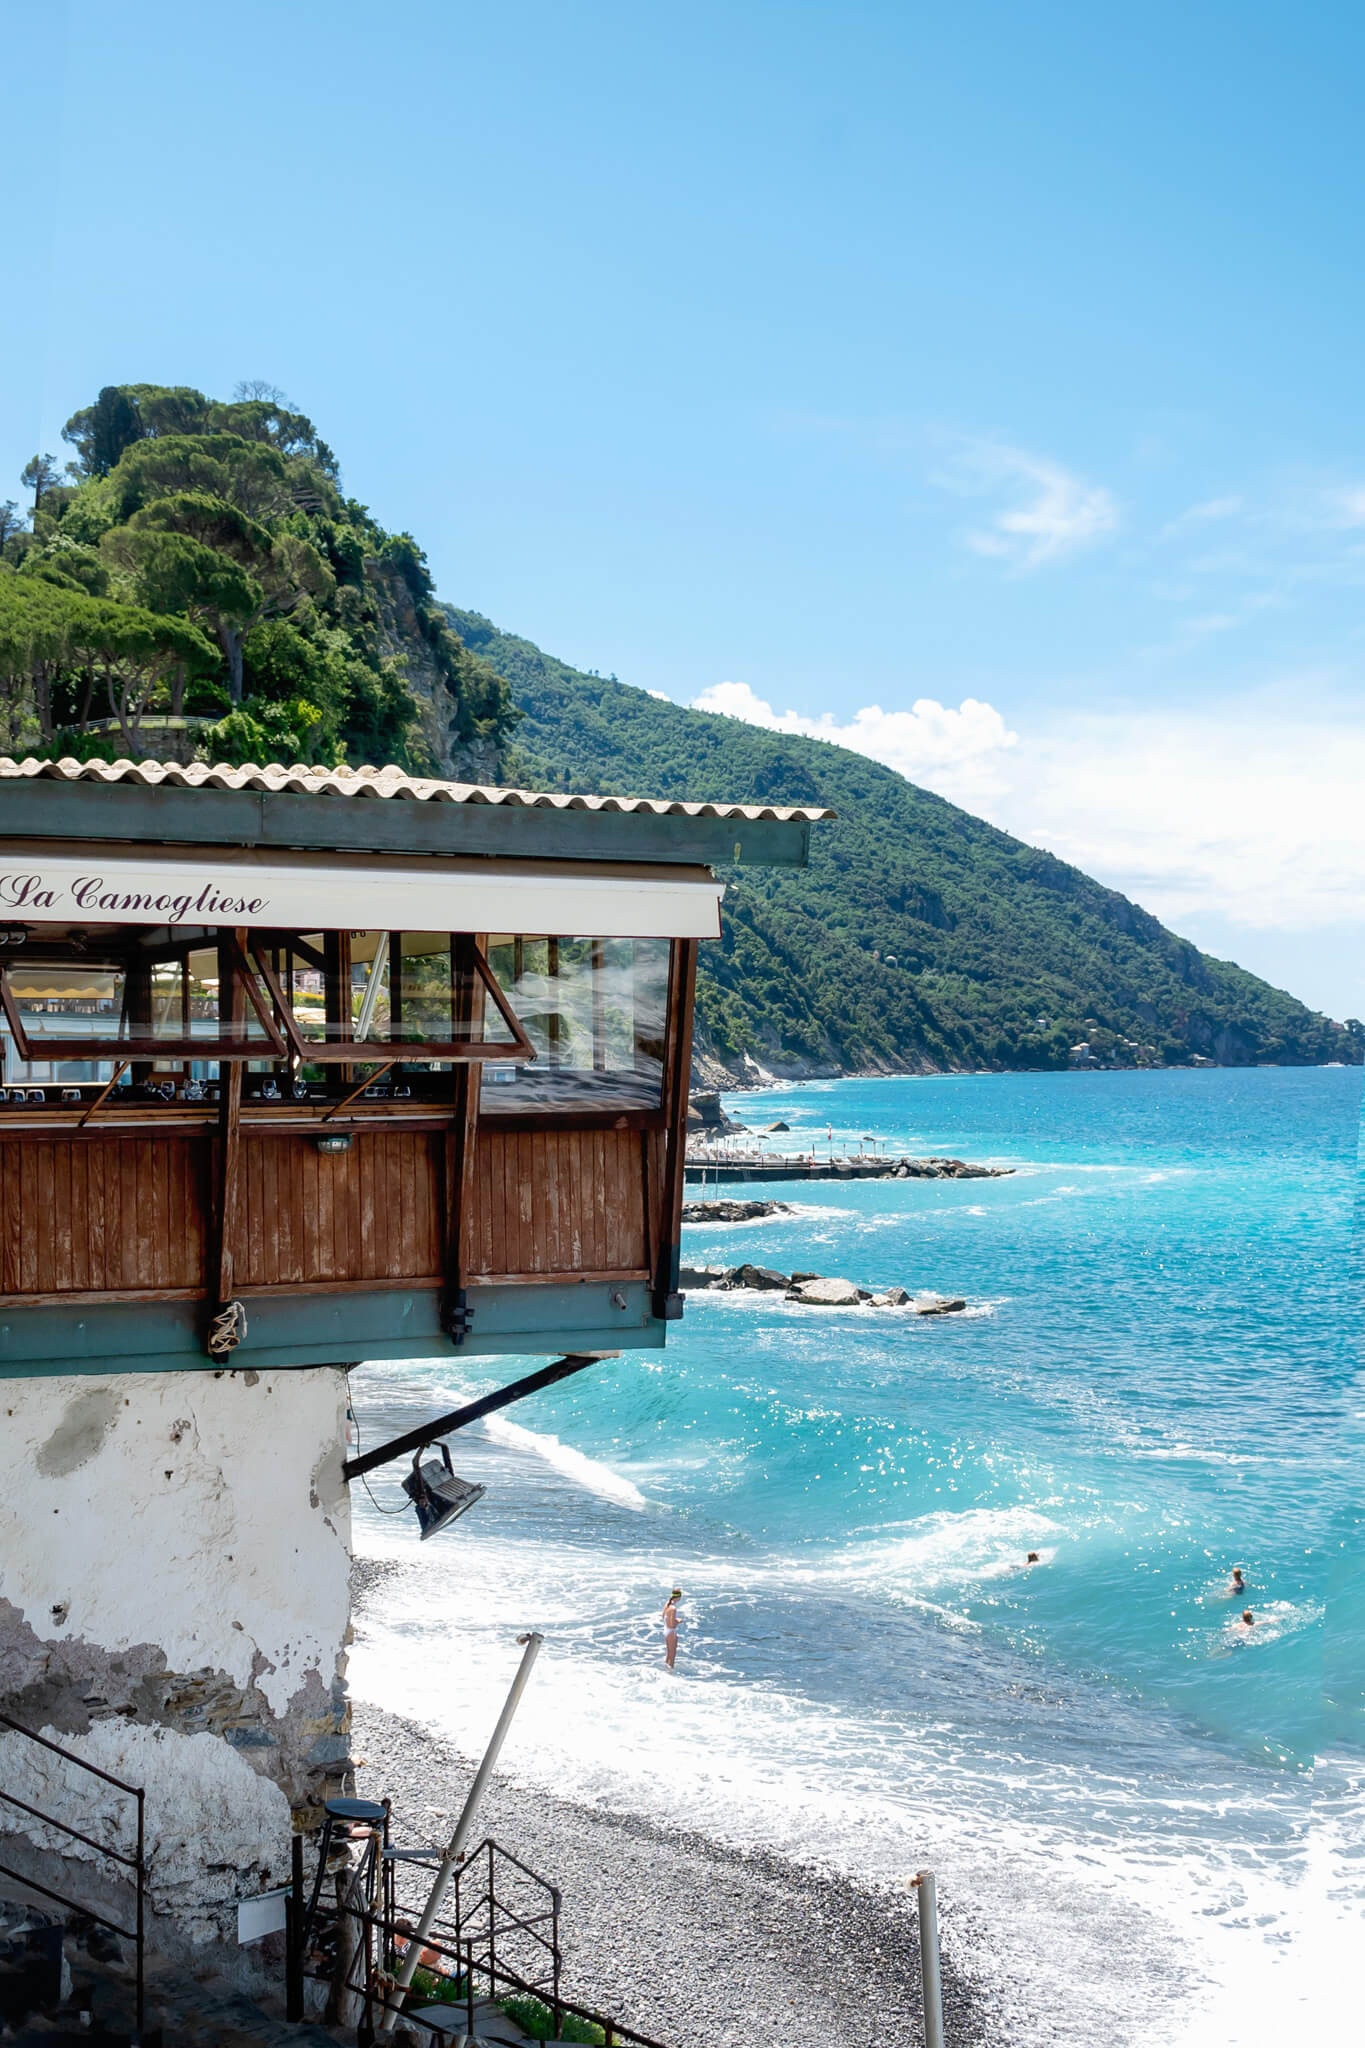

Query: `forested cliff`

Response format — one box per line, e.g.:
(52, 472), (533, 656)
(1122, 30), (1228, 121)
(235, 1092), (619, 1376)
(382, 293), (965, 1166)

(0, 382), (514, 777)
(454, 612), (1361, 1077)
(2, 382), (1356, 1077)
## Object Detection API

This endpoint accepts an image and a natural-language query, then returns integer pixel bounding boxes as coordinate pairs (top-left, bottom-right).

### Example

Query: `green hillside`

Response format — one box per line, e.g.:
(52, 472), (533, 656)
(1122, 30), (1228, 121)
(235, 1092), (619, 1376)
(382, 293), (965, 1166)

(451, 609), (1361, 1078)
(4, 380), (1354, 1078)
(1, 381), (516, 777)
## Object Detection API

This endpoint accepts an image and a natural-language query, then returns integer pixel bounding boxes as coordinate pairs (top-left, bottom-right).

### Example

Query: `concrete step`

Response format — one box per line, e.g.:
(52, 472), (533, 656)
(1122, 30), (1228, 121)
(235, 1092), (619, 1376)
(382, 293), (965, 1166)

(407, 1998), (528, 2042)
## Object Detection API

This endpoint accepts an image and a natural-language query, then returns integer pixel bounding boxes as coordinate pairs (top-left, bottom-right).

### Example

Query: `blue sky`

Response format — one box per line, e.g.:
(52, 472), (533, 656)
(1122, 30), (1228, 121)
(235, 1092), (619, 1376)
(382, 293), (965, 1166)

(3, 1), (1362, 1016)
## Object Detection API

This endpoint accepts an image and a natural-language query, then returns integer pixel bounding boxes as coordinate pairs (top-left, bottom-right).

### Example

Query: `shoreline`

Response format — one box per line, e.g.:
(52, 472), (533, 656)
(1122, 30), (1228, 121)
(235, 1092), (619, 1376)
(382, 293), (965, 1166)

(694, 1059), (1359, 1092)
(351, 1572), (995, 2048)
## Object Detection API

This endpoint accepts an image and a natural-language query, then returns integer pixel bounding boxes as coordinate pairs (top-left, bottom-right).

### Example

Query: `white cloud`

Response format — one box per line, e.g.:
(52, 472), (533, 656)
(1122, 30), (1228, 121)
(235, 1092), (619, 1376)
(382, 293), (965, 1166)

(933, 438), (1118, 568)
(1160, 495), (1244, 537)
(691, 675), (1365, 1013)
(1325, 486), (1365, 528)
(691, 680), (1019, 807)
(1007, 709), (1365, 938)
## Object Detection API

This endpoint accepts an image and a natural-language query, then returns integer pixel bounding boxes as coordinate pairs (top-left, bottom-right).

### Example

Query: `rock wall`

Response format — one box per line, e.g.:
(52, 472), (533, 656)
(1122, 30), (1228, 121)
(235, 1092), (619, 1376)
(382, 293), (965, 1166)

(0, 1366), (352, 1947)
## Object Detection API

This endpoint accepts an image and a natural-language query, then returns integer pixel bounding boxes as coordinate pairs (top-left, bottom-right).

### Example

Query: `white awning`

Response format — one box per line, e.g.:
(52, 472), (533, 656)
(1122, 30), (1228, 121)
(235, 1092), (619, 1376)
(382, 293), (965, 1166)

(0, 846), (724, 940)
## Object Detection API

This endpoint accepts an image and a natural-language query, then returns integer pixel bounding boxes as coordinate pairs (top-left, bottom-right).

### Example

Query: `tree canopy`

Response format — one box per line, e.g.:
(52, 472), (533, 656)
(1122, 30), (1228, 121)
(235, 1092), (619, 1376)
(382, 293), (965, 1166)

(1, 381), (516, 772)
(4, 378), (1354, 1078)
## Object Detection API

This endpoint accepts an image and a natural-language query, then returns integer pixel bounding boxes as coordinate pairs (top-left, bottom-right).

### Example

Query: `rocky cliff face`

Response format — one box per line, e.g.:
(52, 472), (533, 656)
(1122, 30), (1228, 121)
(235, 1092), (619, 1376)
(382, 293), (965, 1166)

(376, 587), (503, 783)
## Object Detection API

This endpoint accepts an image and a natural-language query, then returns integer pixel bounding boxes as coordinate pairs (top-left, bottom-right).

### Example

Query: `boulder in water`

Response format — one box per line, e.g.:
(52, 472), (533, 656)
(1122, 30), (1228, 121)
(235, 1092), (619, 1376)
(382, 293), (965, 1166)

(678, 1264), (729, 1289)
(786, 1275), (864, 1307)
(913, 1293), (968, 1315)
(726, 1263), (790, 1291)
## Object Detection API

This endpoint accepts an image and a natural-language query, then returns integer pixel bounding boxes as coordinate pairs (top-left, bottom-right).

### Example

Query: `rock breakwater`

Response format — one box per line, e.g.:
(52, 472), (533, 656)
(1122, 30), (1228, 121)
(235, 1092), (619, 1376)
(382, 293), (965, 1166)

(681, 1198), (794, 1221)
(678, 1263), (967, 1313)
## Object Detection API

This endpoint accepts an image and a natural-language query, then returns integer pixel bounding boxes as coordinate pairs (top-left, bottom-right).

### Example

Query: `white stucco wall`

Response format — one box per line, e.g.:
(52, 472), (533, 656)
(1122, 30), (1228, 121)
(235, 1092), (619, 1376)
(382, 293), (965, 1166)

(0, 1720), (292, 1942)
(0, 1366), (353, 1943)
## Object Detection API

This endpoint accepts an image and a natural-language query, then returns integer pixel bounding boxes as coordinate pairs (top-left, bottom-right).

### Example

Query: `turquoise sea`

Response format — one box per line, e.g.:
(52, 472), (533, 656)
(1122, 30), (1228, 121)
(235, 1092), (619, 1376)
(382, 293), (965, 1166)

(350, 1067), (1363, 2046)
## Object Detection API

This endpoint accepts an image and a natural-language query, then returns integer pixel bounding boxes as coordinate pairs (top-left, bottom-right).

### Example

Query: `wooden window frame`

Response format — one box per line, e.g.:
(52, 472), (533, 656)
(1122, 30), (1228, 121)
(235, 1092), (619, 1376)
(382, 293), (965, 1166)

(0, 931), (535, 1073)
(477, 933), (672, 1117)
(0, 939), (287, 1065)
(248, 937), (534, 1065)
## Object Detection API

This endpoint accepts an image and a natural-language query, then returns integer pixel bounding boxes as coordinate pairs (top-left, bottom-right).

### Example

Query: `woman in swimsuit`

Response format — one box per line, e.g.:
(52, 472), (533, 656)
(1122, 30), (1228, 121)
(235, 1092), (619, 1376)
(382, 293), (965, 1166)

(662, 1588), (682, 1670)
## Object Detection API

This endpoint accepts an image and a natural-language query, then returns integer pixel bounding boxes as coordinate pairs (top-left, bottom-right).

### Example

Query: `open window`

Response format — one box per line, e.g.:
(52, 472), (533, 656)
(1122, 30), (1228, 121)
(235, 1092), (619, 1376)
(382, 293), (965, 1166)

(248, 932), (533, 1075)
(0, 932), (286, 1090)
(0, 925), (534, 1110)
(478, 936), (671, 1112)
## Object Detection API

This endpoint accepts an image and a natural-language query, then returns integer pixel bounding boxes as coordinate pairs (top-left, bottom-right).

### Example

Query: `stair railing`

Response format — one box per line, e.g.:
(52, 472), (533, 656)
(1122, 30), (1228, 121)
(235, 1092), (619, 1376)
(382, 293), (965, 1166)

(0, 1710), (146, 2038)
(294, 1825), (671, 2046)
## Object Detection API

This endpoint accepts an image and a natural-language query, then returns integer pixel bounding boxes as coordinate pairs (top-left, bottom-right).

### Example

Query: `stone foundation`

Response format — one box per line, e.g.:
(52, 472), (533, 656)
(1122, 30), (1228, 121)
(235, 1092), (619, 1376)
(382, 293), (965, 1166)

(0, 1366), (353, 1949)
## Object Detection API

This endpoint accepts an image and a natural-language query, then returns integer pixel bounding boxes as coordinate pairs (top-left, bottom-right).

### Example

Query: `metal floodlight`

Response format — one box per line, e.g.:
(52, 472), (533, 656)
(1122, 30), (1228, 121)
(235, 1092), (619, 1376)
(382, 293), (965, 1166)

(402, 1442), (485, 1540)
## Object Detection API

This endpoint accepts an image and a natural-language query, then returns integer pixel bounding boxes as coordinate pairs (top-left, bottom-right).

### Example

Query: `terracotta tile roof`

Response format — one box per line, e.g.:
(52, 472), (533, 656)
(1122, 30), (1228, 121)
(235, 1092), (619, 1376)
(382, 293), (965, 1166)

(0, 755), (835, 824)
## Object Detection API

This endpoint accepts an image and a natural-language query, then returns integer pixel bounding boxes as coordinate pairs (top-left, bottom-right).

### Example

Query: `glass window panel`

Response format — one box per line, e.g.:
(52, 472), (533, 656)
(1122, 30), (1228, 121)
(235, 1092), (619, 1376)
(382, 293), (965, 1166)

(0, 930), (274, 1098)
(479, 936), (670, 1111)
(395, 932), (452, 1047)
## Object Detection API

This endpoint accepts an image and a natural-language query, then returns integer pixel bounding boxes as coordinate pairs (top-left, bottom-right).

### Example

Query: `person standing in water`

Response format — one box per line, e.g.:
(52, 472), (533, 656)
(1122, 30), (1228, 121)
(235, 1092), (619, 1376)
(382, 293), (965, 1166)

(662, 1588), (682, 1670)
(1229, 1566), (1246, 1595)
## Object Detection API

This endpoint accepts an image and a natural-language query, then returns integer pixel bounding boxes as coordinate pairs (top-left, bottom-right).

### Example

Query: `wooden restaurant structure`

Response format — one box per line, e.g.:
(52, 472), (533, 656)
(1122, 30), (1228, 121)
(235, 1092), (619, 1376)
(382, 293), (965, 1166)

(0, 755), (828, 1966)
(0, 757), (826, 1375)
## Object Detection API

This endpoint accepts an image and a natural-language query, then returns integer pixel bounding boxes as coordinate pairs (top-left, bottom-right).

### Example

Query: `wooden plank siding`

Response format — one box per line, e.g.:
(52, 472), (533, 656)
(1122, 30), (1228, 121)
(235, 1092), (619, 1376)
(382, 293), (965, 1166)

(1, 1122), (665, 1303)
(0, 1135), (209, 1296)
(464, 1126), (651, 1282)
(235, 1131), (444, 1287)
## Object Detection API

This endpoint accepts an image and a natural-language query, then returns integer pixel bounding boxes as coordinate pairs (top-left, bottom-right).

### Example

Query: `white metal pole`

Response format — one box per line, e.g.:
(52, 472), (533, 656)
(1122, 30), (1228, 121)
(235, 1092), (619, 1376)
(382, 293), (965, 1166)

(379, 1632), (543, 2030)
(917, 1870), (944, 2048)
(355, 932), (389, 1043)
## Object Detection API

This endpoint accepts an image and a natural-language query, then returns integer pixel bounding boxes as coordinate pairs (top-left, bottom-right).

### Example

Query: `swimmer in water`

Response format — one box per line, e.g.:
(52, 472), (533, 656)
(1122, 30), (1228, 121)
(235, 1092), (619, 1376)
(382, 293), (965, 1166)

(1229, 1566), (1246, 1594)
(1026, 1551), (1040, 1565)
(1239, 1609), (1255, 1629)
(661, 1588), (682, 1671)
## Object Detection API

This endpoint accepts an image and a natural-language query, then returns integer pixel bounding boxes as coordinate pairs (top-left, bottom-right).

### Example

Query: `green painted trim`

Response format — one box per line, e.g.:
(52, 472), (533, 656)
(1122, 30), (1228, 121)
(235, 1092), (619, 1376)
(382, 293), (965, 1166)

(0, 1282), (667, 1376)
(1, 781), (814, 869)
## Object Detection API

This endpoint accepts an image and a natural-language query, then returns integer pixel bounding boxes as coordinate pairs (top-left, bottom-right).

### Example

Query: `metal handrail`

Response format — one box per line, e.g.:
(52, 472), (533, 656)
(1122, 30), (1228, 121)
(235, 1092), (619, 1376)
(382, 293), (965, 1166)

(0, 1786), (142, 1871)
(324, 1892), (671, 2048)
(0, 1713), (144, 1797)
(300, 1829), (669, 2047)
(0, 1711), (146, 2037)
(382, 1833), (562, 2005)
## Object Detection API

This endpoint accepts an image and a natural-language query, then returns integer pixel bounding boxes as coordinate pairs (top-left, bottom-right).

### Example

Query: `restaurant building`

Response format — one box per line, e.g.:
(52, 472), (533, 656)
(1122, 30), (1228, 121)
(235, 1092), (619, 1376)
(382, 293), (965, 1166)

(0, 755), (828, 1950)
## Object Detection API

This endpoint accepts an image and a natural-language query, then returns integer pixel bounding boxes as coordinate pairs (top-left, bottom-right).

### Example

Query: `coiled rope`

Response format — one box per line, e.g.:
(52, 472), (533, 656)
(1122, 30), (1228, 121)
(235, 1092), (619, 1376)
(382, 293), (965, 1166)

(208, 1299), (249, 1357)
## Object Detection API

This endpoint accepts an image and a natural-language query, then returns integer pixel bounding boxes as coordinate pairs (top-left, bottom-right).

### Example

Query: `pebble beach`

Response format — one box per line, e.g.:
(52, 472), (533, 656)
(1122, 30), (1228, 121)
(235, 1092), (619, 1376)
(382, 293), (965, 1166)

(351, 1554), (991, 2048)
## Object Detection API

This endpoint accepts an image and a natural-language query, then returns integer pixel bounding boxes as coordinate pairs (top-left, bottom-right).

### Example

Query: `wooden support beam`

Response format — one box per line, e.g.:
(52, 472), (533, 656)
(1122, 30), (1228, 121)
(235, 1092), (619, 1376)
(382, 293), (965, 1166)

(652, 937), (697, 1321)
(77, 1060), (130, 1128)
(388, 932), (403, 1038)
(444, 934), (484, 1345)
(343, 1353), (616, 1482)
(320, 1060), (398, 1123)
(547, 938), (561, 1067)
(324, 930), (352, 1085)
(211, 929), (246, 1333)
(591, 939), (607, 1071)
(126, 955), (152, 1086)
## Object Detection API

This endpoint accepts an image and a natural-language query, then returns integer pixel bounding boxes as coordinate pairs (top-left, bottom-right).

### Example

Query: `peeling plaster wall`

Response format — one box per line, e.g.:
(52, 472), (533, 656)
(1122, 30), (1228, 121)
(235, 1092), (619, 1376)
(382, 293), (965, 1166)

(0, 1367), (353, 1945)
